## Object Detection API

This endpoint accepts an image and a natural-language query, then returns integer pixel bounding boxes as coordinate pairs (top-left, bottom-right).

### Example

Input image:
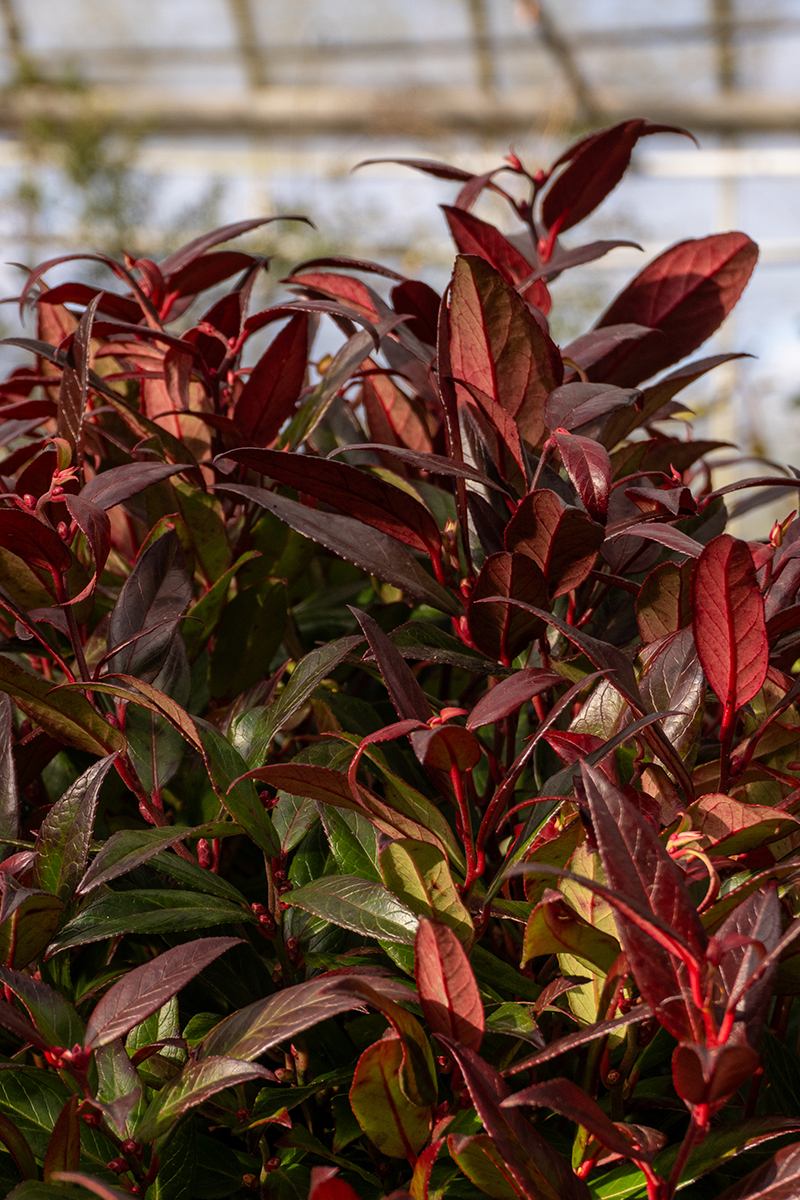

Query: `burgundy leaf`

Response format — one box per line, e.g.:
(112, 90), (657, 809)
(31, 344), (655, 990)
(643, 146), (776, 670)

(714, 1141), (800, 1200)
(415, 918), (483, 1052)
(606, 521), (704, 559)
(672, 1039), (759, 1107)
(106, 530), (192, 682)
(506, 1005), (653, 1073)
(166, 249), (256, 298)
(449, 256), (562, 450)
(234, 314), (310, 445)
(352, 607), (432, 722)
(541, 119), (695, 233)
(552, 430), (611, 521)
(56, 293), (101, 460)
(457, 379), (528, 483)
(503, 1076), (658, 1162)
(62, 494), (111, 603)
(355, 157), (476, 182)
(591, 233), (759, 386)
(467, 552), (548, 666)
(543, 382), (640, 433)
(537, 239), (643, 281)
(80, 462), (190, 510)
(409, 725), (482, 772)
(308, 1167), (363, 1200)
(84, 937), (241, 1049)
(691, 534), (768, 715)
(42, 1095), (80, 1183)
(159, 214), (313, 278)
(439, 1039), (590, 1200)
(286, 271), (379, 320)
(360, 371), (435, 454)
(504, 489), (605, 598)
(221, 447), (441, 562)
(292, 254), (405, 282)
(327, 444), (505, 492)
(442, 206), (549, 312)
(214, 482), (460, 614)
(580, 762), (707, 1042)
(391, 280), (442, 345)
(39, 282), (143, 324)
(466, 668), (563, 730)
(564, 324), (652, 377)
(716, 884), (781, 1046)
(0, 508), (71, 574)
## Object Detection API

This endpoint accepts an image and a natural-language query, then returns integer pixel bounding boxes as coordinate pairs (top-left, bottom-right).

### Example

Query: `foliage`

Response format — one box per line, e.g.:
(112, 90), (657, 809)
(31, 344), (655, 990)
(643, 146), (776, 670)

(0, 119), (798, 1200)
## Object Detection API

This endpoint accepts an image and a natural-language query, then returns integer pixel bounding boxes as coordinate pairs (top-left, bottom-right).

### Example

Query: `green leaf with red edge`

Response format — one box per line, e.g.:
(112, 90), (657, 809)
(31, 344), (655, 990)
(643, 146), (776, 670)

(0, 658), (124, 757)
(439, 1039), (590, 1200)
(503, 1076), (658, 1162)
(687, 794), (800, 857)
(448, 1133), (526, 1200)
(381, 842), (473, 944)
(449, 256), (562, 450)
(233, 313), (310, 444)
(467, 551), (548, 665)
(636, 559), (693, 642)
(213, 482), (460, 615)
(84, 937), (241, 1050)
(0, 967), (84, 1049)
(34, 753), (118, 901)
(135, 1056), (275, 1142)
(414, 918), (483, 1051)
(521, 891), (620, 972)
(580, 762), (707, 1042)
(591, 233), (759, 387)
(0, 1110), (37, 1180)
(42, 1096), (79, 1183)
(350, 1038), (433, 1163)
(0, 509), (71, 574)
(442, 205), (550, 312)
(691, 533), (769, 715)
(541, 119), (695, 234)
(504, 489), (605, 598)
(551, 429), (611, 521)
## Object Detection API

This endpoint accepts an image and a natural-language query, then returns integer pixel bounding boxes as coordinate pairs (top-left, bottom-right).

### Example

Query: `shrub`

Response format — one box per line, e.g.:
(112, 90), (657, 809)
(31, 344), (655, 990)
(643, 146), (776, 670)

(0, 119), (798, 1200)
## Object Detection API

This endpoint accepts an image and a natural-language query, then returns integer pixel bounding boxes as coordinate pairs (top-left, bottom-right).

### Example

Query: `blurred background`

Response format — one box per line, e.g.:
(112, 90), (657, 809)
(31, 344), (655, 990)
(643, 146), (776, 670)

(2, 0), (800, 489)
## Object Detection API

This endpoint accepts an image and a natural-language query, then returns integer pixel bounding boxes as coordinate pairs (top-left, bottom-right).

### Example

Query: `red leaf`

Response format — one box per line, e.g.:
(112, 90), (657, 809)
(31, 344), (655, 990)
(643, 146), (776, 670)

(356, 156), (476, 182)
(361, 367), (434, 454)
(503, 1076), (658, 1162)
(672, 1040), (759, 1107)
(222, 447), (441, 562)
(353, 607), (432, 722)
(467, 552), (548, 665)
(543, 382), (639, 433)
(449, 256), (562, 449)
(442, 206), (550, 312)
(591, 233), (759, 386)
(38, 283), (142, 324)
(287, 272), (379, 320)
(563, 324), (652, 377)
(62, 494), (111, 603)
(504, 489), (604, 598)
(713, 1140), (800, 1200)
(439, 1040), (590, 1200)
(415, 918), (483, 1052)
(691, 534), (769, 715)
(84, 937), (241, 1049)
(234, 314), (310, 445)
(552, 430), (611, 521)
(309, 1167), (363, 1200)
(466, 668), (563, 730)
(541, 119), (695, 233)
(580, 762), (708, 1042)
(167, 249), (256, 298)
(80, 462), (190, 510)
(159, 214), (313, 278)
(391, 280), (441, 346)
(43, 1095), (80, 1183)
(409, 725), (481, 772)
(0, 508), (71, 574)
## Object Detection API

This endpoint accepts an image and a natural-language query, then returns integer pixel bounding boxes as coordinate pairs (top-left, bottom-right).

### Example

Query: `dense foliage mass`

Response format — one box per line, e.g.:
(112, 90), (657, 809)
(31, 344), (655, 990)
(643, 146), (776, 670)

(0, 118), (800, 1200)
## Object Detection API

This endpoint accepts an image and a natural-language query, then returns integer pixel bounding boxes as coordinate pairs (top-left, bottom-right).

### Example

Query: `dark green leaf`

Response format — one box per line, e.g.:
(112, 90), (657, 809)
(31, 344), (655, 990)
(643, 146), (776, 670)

(196, 722), (280, 856)
(136, 1057), (274, 1142)
(0, 657), (125, 757)
(287, 875), (419, 943)
(47, 891), (254, 954)
(34, 755), (118, 900)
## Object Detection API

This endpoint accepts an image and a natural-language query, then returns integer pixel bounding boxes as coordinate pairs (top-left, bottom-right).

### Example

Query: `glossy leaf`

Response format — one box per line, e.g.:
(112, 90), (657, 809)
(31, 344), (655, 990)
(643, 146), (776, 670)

(467, 551), (548, 665)
(0, 657), (124, 757)
(414, 918), (483, 1051)
(687, 794), (799, 857)
(522, 891), (620, 973)
(440, 1040), (590, 1200)
(353, 607), (432, 722)
(467, 668), (562, 729)
(78, 826), (203, 894)
(580, 762), (707, 1042)
(0, 509), (71, 574)
(592, 233), (759, 386)
(136, 1056), (274, 1142)
(33, 754), (118, 900)
(504, 489), (605, 598)
(449, 255), (562, 449)
(85, 937), (241, 1049)
(543, 382), (639, 433)
(0, 1110), (37, 1181)
(234, 313), (309, 444)
(197, 722), (280, 856)
(504, 1076), (656, 1162)
(442, 205), (548, 310)
(215, 482), (459, 614)
(692, 533), (769, 715)
(552, 429), (611, 521)
(0, 694), (18, 845)
(449, 1133), (525, 1200)
(381, 842), (473, 943)
(0, 968), (84, 1049)
(106, 529), (192, 682)
(42, 1095), (79, 1183)
(47, 890), (254, 954)
(541, 119), (694, 233)
(636, 559), (693, 642)
(287, 875), (419, 943)
(349, 1037), (432, 1161)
